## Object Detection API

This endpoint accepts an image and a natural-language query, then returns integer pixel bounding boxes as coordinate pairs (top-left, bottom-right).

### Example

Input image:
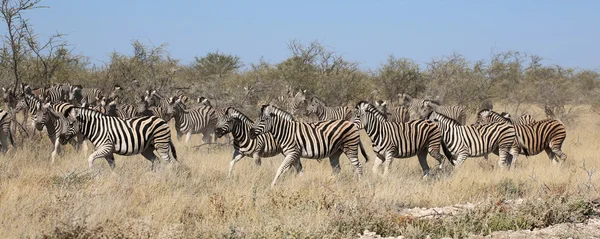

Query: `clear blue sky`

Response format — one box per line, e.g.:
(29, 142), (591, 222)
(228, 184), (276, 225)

(13, 0), (600, 70)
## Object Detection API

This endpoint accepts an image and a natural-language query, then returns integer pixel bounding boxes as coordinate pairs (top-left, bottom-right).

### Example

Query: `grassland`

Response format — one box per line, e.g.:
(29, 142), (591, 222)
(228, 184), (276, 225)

(0, 105), (598, 238)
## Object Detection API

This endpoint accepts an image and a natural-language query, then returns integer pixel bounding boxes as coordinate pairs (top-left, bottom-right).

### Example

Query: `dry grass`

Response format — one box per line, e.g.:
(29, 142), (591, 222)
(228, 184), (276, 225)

(0, 105), (598, 238)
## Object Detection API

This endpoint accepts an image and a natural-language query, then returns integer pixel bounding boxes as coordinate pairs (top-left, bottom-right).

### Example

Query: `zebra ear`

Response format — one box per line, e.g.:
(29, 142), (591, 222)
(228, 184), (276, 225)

(382, 101), (387, 106)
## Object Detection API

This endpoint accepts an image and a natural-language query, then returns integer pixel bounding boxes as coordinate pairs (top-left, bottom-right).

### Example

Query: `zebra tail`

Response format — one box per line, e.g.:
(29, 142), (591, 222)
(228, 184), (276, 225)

(358, 141), (370, 163)
(440, 140), (455, 166)
(169, 140), (178, 161)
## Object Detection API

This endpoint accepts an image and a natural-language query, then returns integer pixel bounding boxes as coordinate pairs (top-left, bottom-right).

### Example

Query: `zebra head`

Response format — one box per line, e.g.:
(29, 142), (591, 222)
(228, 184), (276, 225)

(197, 96), (211, 107)
(215, 107), (238, 138)
(68, 85), (83, 103)
(61, 108), (82, 144)
(136, 95), (152, 116)
(354, 101), (386, 130)
(305, 96), (322, 116)
(34, 102), (52, 131)
(108, 84), (122, 100)
(2, 87), (17, 108)
(289, 89), (307, 116)
(249, 104), (294, 139)
(473, 109), (494, 127)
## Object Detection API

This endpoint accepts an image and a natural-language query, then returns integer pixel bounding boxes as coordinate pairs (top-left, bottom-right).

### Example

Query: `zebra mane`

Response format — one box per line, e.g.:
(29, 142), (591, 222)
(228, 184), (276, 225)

(431, 111), (461, 125)
(262, 104), (295, 121)
(226, 107), (254, 124)
(356, 100), (386, 118)
(311, 96), (326, 106)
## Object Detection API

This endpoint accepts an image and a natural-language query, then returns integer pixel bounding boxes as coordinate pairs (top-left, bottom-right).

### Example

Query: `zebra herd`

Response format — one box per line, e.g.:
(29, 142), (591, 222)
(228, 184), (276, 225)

(1, 84), (568, 186)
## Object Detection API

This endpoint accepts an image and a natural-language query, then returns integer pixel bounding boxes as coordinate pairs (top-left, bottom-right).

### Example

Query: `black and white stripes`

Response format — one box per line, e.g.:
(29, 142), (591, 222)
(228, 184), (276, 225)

(249, 104), (369, 186)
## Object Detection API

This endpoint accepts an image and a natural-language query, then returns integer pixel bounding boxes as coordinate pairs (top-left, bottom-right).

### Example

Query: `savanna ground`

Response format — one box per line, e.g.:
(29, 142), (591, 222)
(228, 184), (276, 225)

(0, 105), (598, 239)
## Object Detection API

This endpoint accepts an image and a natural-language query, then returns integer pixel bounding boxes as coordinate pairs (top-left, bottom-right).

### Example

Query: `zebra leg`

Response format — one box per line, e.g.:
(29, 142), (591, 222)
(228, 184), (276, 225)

(141, 148), (159, 171)
(0, 131), (8, 154)
(454, 153), (468, 167)
(428, 147), (446, 169)
(497, 148), (511, 168)
(417, 151), (431, 178)
(545, 148), (557, 164)
(51, 137), (62, 164)
(343, 145), (363, 178)
(293, 158), (304, 176)
(104, 155), (116, 169)
(509, 145), (520, 169)
(271, 153), (299, 187)
(372, 154), (385, 175)
(87, 145), (113, 169)
(551, 146), (567, 163)
(382, 152), (395, 177)
(252, 151), (262, 166)
(329, 151), (342, 176)
(228, 150), (245, 178)
(201, 131), (212, 144)
(184, 131), (192, 145)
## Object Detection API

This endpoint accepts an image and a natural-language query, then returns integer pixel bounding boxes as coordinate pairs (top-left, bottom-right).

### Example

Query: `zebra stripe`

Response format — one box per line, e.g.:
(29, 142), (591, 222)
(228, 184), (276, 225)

(373, 100), (410, 123)
(61, 107), (177, 169)
(421, 100), (467, 125)
(171, 97), (216, 144)
(215, 107), (291, 177)
(305, 96), (352, 121)
(474, 109), (567, 163)
(69, 85), (102, 106)
(44, 84), (69, 103)
(15, 93), (43, 132)
(0, 108), (14, 154)
(429, 111), (519, 167)
(249, 104), (369, 187)
(354, 101), (447, 177)
(35, 102), (85, 163)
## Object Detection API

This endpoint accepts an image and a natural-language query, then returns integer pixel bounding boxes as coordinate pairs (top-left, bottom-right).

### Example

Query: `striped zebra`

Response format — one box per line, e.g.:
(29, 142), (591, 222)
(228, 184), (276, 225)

(373, 100), (410, 123)
(60, 107), (177, 169)
(421, 100), (467, 125)
(475, 111), (535, 127)
(428, 111), (520, 167)
(34, 102), (86, 163)
(288, 89), (307, 118)
(249, 104), (369, 186)
(69, 85), (102, 106)
(305, 96), (352, 121)
(171, 96), (216, 144)
(108, 84), (122, 100)
(0, 108), (14, 154)
(15, 92), (43, 133)
(43, 84), (69, 103)
(143, 90), (174, 122)
(399, 94), (467, 125)
(3, 87), (22, 134)
(474, 109), (567, 163)
(215, 107), (300, 177)
(21, 83), (47, 101)
(354, 101), (447, 177)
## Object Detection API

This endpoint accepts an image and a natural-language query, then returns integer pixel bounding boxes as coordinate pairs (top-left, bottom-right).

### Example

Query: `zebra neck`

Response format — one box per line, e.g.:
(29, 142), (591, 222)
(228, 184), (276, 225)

(363, 114), (385, 140)
(315, 104), (326, 120)
(231, 120), (252, 142)
(269, 118), (294, 144)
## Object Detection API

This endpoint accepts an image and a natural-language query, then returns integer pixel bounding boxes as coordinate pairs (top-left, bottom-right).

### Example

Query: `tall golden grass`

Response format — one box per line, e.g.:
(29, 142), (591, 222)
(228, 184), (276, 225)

(0, 105), (597, 238)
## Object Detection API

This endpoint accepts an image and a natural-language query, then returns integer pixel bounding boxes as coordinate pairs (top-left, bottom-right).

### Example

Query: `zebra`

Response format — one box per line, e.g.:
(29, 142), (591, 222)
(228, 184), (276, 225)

(60, 107), (177, 169)
(420, 100), (467, 125)
(143, 90), (174, 122)
(107, 84), (122, 100)
(373, 100), (410, 123)
(474, 111), (535, 127)
(43, 84), (69, 103)
(399, 93), (467, 125)
(288, 89), (307, 118)
(474, 109), (567, 163)
(170, 96), (216, 144)
(21, 83), (47, 101)
(249, 104), (369, 187)
(0, 108), (14, 154)
(69, 85), (102, 106)
(3, 87), (23, 134)
(354, 101), (447, 177)
(215, 107), (299, 177)
(34, 102), (86, 163)
(305, 96), (353, 121)
(428, 111), (520, 167)
(15, 91), (44, 134)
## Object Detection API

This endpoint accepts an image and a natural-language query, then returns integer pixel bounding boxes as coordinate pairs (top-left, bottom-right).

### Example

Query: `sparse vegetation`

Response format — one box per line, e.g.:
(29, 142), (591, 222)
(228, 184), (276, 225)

(0, 1), (599, 238)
